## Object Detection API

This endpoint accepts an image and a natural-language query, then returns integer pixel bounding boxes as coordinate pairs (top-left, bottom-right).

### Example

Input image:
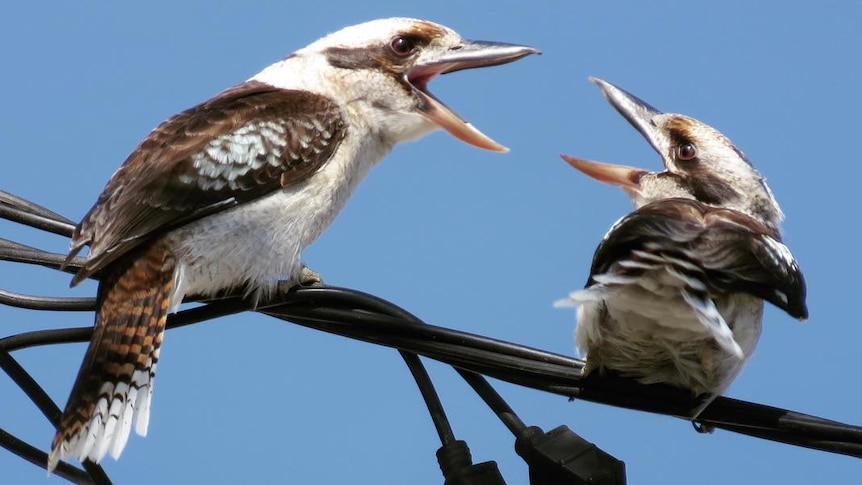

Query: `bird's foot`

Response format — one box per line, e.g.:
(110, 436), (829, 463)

(298, 266), (324, 287)
(689, 390), (718, 433)
(581, 356), (601, 378)
(276, 266), (325, 295)
(692, 421), (715, 434)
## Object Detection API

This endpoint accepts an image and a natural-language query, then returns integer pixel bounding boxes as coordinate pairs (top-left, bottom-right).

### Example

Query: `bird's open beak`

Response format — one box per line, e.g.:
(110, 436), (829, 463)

(408, 41), (540, 152)
(560, 154), (647, 190)
(560, 78), (668, 192)
(589, 77), (672, 159)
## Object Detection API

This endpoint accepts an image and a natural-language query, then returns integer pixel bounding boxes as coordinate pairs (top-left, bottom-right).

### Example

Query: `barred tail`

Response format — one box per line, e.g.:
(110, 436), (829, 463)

(49, 243), (175, 472)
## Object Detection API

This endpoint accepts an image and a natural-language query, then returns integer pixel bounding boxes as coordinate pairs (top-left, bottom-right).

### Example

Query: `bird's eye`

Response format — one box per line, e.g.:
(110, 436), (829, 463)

(678, 143), (697, 161)
(390, 36), (417, 57)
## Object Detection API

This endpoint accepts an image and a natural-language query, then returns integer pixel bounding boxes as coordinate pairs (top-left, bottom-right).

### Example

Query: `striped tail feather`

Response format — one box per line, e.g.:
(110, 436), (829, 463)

(48, 243), (176, 472)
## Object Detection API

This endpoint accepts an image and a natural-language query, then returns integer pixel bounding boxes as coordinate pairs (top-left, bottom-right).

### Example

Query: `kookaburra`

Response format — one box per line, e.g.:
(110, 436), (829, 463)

(49, 18), (538, 470)
(556, 78), (807, 420)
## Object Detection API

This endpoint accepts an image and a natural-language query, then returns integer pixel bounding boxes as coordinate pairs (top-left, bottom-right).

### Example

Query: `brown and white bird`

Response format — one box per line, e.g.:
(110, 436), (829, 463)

(555, 78), (807, 420)
(49, 18), (538, 470)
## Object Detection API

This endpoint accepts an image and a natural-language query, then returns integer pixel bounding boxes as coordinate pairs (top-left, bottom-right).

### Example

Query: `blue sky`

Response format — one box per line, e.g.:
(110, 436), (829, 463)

(1, 1), (859, 483)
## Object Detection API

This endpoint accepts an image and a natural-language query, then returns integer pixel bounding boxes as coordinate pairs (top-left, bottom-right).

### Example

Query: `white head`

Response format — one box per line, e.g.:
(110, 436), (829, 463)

(561, 78), (783, 232)
(253, 18), (539, 151)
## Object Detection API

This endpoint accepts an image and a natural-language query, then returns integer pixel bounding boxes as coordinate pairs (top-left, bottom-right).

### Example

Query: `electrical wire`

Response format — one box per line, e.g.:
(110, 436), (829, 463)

(0, 192), (462, 482)
(4, 190), (862, 484)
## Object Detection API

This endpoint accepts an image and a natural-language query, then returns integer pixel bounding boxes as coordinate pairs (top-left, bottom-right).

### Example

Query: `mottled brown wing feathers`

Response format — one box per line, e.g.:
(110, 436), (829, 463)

(49, 242), (175, 470)
(68, 81), (347, 285)
(589, 198), (807, 319)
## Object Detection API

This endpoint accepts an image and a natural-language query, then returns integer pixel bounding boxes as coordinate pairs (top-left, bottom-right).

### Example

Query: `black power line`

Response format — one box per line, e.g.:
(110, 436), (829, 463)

(3, 189), (862, 484)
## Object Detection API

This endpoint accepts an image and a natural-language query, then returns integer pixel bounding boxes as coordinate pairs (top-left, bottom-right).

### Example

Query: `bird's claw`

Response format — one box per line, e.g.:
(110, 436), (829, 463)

(692, 420), (715, 434)
(298, 266), (324, 287)
(276, 266), (325, 295)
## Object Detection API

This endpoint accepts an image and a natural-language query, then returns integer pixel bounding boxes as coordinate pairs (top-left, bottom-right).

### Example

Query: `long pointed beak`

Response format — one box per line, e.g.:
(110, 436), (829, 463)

(410, 41), (540, 152)
(589, 77), (669, 157)
(560, 154), (647, 189)
(427, 40), (541, 75)
(560, 78), (674, 193)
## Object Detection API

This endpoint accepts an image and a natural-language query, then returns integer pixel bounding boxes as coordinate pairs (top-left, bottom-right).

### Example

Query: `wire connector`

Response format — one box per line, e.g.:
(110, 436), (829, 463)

(515, 425), (626, 485)
(437, 440), (506, 485)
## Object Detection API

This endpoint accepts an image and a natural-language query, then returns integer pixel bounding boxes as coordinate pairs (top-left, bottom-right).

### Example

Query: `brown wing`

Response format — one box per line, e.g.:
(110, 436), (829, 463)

(589, 198), (808, 319)
(68, 81), (347, 285)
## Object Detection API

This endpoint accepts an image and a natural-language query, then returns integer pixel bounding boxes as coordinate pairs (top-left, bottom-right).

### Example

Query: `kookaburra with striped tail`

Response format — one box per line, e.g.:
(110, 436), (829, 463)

(555, 78), (807, 420)
(49, 18), (538, 471)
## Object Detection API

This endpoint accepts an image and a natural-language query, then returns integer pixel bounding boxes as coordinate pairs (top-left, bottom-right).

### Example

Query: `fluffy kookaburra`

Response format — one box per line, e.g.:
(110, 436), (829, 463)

(556, 78), (807, 420)
(49, 18), (538, 470)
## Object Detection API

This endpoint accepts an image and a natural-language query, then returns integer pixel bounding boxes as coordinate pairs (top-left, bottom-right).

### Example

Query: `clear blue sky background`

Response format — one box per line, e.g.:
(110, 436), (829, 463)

(1, 2), (859, 483)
